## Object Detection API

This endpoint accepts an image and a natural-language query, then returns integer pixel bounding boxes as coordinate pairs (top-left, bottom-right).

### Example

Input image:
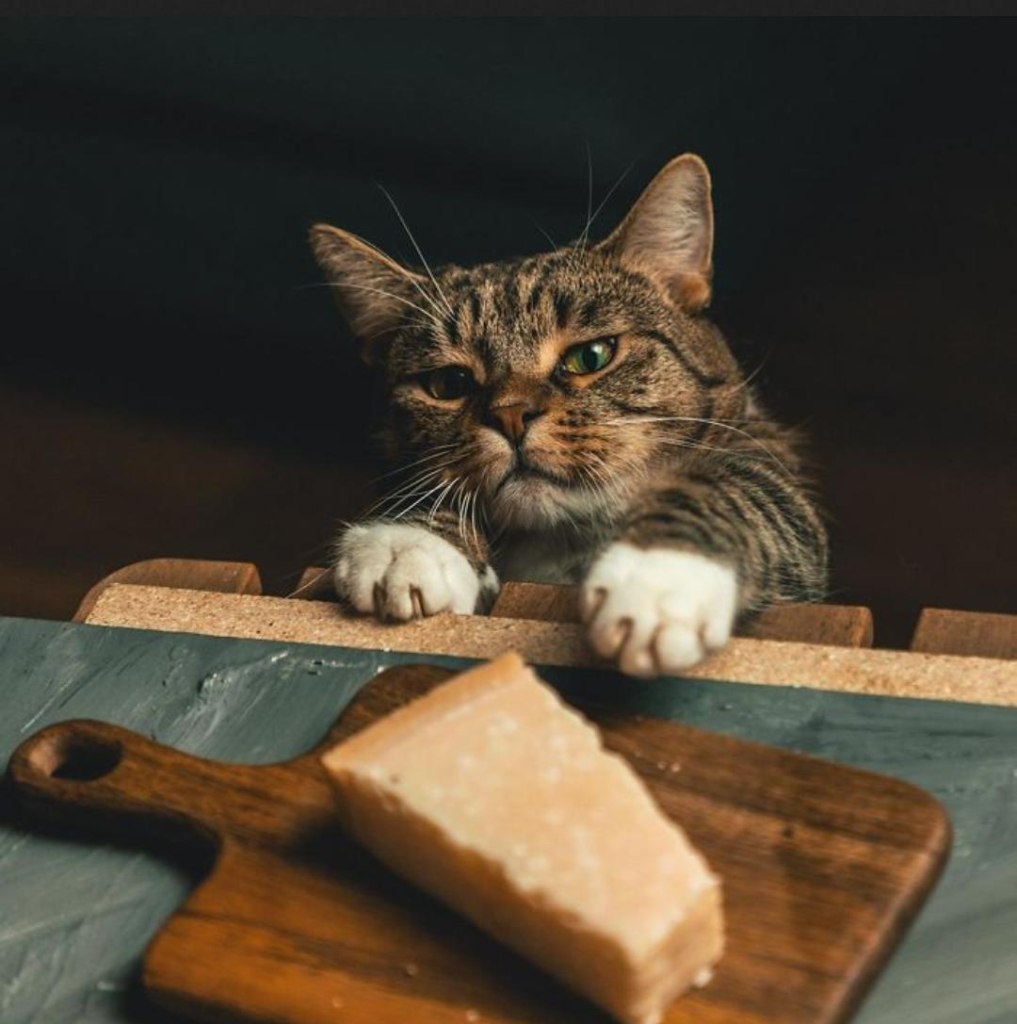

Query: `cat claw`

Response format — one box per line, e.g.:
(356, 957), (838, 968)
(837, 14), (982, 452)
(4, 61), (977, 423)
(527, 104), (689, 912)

(581, 543), (737, 678)
(334, 523), (489, 620)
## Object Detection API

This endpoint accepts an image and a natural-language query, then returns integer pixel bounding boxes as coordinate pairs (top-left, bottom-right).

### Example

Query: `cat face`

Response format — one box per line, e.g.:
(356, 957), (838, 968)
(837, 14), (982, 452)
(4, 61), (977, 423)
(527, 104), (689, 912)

(312, 155), (744, 530)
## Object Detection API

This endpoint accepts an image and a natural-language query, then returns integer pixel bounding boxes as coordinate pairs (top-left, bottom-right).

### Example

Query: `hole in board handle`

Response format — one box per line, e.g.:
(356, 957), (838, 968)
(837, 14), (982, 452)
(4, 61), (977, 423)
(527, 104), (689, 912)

(33, 734), (123, 782)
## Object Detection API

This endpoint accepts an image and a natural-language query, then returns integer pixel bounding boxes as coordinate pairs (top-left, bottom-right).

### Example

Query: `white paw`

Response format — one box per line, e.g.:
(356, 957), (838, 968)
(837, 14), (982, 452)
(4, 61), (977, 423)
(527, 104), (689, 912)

(580, 544), (737, 678)
(334, 523), (492, 621)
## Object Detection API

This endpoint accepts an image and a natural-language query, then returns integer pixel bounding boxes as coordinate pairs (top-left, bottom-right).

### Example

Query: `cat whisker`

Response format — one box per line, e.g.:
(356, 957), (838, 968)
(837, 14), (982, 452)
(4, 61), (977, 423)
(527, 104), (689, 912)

(577, 463), (611, 509)
(580, 140), (594, 255)
(462, 484), (476, 542)
(285, 571), (332, 600)
(582, 453), (641, 508)
(452, 481), (465, 545)
(426, 476), (461, 526)
(368, 444), (462, 485)
(371, 466), (463, 519)
(368, 486), (442, 524)
(378, 185), (457, 321)
(468, 488), (482, 554)
(324, 281), (445, 333)
(364, 459), (466, 519)
(603, 416), (794, 477)
(654, 438), (773, 464)
(582, 446), (642, 480)
(458, 482), (482, 558)
(365, 460), (458, 508)
(727, 352), (771, 395)
(450, 477), (469, 544)
(477, 485), (493, 533)
(296, 282), (439, 330)
(403, 318), (439, 335)
(387, 478), (456, 523)
(589, 159), (635, 234)
(306, 274), (446, 332)
(415, 477), (455, 527)
(529, 216), (558, 250)
(333, 226), (452, 326)
(564, 151), (595, 273)
(571, 155), (635, 268)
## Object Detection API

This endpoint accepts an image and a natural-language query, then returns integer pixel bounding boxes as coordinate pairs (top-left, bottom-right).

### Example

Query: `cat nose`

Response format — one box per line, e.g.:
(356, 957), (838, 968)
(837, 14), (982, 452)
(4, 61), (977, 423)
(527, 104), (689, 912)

(487, 401), (547, 444)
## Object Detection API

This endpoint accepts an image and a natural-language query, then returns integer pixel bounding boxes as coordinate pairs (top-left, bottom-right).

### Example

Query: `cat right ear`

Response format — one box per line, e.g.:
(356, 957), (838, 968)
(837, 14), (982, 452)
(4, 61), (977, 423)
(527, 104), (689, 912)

(598, 154), (714, 312)
(309, 224), (425, 364)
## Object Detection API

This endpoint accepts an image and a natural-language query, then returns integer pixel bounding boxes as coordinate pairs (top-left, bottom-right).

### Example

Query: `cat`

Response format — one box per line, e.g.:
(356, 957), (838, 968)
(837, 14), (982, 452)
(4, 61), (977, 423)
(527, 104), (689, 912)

(310, 154), (828, 678)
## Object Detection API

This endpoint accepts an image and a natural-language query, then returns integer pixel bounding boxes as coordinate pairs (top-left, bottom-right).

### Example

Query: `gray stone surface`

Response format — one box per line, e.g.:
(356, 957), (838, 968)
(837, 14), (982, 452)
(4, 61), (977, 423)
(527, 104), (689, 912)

(1, 616), (1015, 1023)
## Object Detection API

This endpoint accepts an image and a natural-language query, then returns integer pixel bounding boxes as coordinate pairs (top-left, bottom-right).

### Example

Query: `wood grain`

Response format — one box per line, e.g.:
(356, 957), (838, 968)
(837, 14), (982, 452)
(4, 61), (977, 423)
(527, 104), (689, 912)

(911, 608), (1017, 660)
(79, 564), (871, 650)
(6, 663), (950, 1024)
(73, 558), (262, 623)
(87, 584), (1017, 706)
(490, 581), (579, 623)
(490, 583), (874, 648)
(741, 604), (873, 648)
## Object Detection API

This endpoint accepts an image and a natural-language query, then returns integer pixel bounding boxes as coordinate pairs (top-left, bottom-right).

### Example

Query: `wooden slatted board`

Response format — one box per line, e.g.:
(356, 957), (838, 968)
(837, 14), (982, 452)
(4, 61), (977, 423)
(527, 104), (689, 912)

(74, 559), (877, 650)
(7, 662), (950, 1024)
(73, 558), (1017, 664)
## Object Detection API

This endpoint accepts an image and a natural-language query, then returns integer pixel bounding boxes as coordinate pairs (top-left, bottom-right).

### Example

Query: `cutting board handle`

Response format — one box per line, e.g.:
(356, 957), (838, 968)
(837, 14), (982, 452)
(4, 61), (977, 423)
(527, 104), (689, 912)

(5, 718), (245, 848)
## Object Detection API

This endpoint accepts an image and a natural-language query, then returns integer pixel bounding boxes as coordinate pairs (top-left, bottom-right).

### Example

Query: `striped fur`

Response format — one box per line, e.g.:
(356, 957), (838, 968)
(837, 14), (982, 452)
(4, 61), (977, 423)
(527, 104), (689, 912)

(311, 155), (828, 637)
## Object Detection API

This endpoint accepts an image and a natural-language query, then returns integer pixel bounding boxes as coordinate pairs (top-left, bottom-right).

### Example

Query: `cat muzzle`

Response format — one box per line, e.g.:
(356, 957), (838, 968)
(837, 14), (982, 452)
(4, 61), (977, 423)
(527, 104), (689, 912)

(486, 401), (548, 444)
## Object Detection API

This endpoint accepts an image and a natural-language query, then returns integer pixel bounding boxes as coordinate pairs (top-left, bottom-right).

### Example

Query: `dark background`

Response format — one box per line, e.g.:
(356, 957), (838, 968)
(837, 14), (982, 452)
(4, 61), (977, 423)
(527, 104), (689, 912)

(1, 18), (1014, 647)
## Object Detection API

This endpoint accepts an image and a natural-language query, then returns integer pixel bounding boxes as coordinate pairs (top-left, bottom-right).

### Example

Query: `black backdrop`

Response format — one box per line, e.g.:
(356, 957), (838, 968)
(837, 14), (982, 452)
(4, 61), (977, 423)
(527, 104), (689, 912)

(2, 19), (1014, 644)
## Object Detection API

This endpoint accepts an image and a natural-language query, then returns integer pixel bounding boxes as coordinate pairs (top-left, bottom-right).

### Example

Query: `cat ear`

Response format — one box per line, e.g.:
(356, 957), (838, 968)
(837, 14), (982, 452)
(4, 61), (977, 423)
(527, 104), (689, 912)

(309, 224), (426, 363)
(599, 154), (714, 312)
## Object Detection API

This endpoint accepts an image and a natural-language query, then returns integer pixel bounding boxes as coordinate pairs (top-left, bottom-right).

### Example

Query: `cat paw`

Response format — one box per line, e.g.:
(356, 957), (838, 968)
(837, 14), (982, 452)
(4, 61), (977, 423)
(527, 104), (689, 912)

(334, 523), (494, 620)
(580, 544), (737, 678)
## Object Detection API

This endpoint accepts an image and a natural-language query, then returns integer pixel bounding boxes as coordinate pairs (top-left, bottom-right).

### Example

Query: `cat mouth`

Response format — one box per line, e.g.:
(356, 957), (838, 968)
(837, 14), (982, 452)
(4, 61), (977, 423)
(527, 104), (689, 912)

(494, 455), (571, 494)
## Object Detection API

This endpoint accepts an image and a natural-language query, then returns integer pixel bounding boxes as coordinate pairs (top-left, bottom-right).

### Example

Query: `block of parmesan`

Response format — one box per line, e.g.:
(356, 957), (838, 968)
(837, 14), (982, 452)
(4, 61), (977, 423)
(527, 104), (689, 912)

(320, 651), (723, 1024)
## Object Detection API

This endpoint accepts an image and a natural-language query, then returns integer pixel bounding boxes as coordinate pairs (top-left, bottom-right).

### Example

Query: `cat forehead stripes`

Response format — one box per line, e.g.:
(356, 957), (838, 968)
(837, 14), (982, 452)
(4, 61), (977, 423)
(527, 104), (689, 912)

(429, 260), (688, 386)
(418, 252), (643, 370)
(309, 153), (716, 370)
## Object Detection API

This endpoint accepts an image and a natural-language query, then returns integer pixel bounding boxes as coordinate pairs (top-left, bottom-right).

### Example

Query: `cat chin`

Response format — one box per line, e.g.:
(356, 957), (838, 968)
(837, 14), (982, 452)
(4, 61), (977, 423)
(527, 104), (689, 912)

(489, 474), (610, 530)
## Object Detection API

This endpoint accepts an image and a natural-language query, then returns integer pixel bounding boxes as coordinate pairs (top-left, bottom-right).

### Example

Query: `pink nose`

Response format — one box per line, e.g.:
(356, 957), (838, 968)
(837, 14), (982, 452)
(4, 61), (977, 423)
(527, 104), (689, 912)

(488, 402), (546, 443)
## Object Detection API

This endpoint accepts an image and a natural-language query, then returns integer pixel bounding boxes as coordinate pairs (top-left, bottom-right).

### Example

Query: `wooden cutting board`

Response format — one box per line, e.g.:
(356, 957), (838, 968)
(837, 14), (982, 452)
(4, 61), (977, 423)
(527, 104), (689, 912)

(6, 662), (950, 1024)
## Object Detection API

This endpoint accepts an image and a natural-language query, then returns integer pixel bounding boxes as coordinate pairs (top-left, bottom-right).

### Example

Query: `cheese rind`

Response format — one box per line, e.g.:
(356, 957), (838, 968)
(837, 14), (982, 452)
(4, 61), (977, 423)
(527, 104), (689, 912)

(321, 652), (723, 1024)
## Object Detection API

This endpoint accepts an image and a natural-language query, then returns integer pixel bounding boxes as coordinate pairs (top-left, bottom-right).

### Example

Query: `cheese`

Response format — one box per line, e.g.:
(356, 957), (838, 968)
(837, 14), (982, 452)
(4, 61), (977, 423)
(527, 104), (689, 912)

(320, 651), (723, 1024)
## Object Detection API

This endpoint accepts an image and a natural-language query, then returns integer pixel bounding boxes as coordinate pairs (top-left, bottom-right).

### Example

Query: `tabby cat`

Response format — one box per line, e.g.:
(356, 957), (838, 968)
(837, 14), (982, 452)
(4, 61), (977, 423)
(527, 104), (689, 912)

(310, 154), (827, 678)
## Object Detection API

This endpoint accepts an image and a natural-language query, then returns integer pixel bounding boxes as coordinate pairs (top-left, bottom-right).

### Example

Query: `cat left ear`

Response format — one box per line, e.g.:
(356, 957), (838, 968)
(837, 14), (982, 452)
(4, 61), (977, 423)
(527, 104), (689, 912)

(309, 224), (427, 364)
(598, 154), (714, 312)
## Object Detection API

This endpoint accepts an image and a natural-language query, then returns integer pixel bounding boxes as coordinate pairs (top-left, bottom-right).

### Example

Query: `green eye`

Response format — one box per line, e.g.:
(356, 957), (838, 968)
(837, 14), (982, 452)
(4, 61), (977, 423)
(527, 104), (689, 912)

(422, 365), (477, 400)
(560, 337), (617, 376)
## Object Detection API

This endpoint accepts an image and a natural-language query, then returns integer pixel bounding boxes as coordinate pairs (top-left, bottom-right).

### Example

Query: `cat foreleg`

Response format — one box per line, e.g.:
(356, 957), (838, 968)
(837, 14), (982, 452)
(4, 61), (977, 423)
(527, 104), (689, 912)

(579, 460), (827, 678)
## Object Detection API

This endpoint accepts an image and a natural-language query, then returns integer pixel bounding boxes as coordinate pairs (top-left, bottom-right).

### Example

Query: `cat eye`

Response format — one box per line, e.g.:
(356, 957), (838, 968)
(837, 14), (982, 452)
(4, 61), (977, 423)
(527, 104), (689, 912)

(421, 365), (477, 401)
(559, 337), (618, 376)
